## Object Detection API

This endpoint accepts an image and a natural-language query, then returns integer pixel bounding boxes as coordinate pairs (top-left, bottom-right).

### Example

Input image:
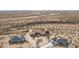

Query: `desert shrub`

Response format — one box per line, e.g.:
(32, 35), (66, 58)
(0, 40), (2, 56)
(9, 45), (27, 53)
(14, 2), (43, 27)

(64, 18), (79, 23)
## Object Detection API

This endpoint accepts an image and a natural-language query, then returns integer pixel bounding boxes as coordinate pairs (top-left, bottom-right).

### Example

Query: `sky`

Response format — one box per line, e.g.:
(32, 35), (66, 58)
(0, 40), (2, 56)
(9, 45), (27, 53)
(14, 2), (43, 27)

(0, 0), (79, 10)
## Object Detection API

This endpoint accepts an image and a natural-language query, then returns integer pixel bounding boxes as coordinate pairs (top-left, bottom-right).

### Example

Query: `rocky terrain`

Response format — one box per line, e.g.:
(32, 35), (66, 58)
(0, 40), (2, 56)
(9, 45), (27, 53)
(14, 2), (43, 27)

(0, 10), (79, 48)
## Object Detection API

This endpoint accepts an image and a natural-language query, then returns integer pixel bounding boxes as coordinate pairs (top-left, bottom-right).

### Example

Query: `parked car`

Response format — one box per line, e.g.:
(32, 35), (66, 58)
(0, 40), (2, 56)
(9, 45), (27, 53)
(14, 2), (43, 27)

(9, 35), (25, 44)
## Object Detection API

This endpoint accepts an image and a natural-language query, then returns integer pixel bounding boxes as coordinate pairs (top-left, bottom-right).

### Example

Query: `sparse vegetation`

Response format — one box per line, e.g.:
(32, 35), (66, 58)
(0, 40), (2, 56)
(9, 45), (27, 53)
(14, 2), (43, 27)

(0, 10), (79, 48)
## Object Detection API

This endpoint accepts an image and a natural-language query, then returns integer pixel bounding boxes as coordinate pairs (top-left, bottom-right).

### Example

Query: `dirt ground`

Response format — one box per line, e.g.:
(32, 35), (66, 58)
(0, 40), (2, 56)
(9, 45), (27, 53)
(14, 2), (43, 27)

(0, 10), (79, 48)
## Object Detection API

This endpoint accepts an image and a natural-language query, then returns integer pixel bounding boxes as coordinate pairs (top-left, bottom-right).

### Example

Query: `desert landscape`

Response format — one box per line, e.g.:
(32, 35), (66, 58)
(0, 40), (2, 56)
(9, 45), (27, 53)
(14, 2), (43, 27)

(0, 10), (79, 48)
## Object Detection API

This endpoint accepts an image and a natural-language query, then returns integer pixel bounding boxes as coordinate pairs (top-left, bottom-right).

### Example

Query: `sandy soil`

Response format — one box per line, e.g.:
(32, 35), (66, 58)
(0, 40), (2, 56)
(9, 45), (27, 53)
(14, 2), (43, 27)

(0, 10), (79, 48)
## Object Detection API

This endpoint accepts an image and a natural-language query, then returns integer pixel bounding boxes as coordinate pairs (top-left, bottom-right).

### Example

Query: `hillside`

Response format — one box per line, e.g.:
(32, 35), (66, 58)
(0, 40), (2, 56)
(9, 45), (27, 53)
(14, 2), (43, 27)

(0, 10), (79, 48)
